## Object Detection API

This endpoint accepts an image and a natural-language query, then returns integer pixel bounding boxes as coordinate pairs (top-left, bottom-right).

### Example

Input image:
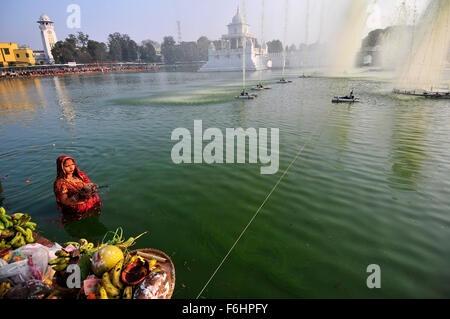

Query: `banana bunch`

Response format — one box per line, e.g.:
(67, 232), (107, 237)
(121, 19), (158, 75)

(0, 207), (36, 249)
(0, 282), (11, 299)
(48, 249), (71, 272)
(96, 259), (133, 299)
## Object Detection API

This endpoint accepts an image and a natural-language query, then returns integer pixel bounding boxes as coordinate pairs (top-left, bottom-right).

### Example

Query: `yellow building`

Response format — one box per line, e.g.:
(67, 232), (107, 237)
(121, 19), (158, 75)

(0, 43), (35, 67)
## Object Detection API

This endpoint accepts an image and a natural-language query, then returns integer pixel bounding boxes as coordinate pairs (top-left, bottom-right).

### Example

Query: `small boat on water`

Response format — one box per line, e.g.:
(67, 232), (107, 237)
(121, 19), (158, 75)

(277, 78), (293, 84)
(251, 83), (272, 91)
(332, 89), (359, 103)
(393, 88), (450, 99)
(332, 96), (360, 103)
(424, 92), (450, 99)
(235, 90), (258, 99)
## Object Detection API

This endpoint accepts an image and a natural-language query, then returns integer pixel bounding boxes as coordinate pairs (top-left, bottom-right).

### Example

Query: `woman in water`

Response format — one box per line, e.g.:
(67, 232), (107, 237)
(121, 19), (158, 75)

(53, 155), (102, 224)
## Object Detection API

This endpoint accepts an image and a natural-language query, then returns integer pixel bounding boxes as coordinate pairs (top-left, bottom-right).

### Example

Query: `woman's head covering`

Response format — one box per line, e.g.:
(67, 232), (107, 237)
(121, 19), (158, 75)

(55, 155), (89, 182)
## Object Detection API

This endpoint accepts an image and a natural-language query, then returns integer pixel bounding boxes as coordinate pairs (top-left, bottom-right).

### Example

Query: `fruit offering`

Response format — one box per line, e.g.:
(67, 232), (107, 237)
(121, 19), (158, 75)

(0, 207), (36, 249)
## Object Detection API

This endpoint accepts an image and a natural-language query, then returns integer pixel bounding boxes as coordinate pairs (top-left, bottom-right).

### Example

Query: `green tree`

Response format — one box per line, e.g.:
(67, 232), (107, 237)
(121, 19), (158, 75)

(108, 33), (124, 61)
(87, 40), (108, 62)
(161, 36), (177, 64)
(138, 40), (157, 62)
(52, 40), (77, 64)
(197, 36), (210, 61)
(77, 32), (89, 48)
(267, 40), (283, 53)
(107, 33), (139, 62)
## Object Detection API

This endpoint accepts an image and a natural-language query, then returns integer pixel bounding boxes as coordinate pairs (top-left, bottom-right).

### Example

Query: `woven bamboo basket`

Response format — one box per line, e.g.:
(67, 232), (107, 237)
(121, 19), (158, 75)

(126, 248), (175, 299)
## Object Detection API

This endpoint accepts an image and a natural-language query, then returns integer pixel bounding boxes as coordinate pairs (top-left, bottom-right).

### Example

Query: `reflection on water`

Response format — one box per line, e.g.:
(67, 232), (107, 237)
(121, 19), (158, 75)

(63, 214), (109, 242)
(388, 103), (427, 191)
(0, 78), (47, 125)
(53, 77), (76, 126)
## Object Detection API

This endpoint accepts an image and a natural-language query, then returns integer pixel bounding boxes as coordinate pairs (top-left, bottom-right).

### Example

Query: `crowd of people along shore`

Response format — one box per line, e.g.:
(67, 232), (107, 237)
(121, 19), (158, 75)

(0, 64), (159, 80)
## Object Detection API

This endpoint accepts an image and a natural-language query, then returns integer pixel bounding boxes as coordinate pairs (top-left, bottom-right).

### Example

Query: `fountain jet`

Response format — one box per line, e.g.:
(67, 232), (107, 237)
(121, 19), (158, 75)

(328, 0), (373, 75)
(396, 0), (450, 91)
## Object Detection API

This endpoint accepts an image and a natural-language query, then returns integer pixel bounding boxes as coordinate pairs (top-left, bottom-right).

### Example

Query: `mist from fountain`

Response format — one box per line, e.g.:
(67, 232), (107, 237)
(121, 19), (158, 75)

(396, 0), (450, 91)
(377, 1), (416, 72)
(328, 0), (373, 75)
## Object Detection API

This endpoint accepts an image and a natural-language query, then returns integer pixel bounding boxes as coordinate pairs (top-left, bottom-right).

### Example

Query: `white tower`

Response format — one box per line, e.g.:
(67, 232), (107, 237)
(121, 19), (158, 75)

(37, 14), (57, 64)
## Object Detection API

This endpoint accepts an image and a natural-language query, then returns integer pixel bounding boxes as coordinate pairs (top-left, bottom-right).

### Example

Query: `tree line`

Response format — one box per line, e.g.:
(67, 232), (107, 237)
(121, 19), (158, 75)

(51, 32), (161, 64)
(52, 32), (289, 64)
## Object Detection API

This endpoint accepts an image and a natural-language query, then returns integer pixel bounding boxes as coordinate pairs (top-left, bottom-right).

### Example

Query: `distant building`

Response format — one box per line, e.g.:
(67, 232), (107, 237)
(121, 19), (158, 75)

(37, 13), (57, 64)
(33, 50), (46, 65)
(199, 7), (267, 72)
(0, 43), (35, 67)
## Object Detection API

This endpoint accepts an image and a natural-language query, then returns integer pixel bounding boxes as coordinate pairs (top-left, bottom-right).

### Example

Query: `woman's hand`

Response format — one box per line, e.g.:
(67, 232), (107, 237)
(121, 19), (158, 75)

(60, 193), (87, 206)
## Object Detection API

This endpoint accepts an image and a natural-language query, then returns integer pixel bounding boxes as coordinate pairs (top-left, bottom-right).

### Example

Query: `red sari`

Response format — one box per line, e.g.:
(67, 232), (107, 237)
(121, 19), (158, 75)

(53, 156), (102, 224)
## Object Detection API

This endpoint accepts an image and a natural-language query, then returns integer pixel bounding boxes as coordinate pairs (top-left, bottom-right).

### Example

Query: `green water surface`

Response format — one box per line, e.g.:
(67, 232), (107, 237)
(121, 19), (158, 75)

(0, 71), (449, 298)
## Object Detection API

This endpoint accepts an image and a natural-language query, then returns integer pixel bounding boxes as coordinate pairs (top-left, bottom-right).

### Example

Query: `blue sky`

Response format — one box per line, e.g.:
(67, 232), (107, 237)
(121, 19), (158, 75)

(1, 0), (428, 51)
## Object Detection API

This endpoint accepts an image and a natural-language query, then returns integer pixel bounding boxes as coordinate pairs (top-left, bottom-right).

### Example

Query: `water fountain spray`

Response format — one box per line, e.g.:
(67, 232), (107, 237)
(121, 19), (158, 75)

(242, 0), (247, 92)
(259, 0), (265, 85)
(396, 0), (450, 91)
(328, 0), (374, 75)
(282, 0), (289, 79)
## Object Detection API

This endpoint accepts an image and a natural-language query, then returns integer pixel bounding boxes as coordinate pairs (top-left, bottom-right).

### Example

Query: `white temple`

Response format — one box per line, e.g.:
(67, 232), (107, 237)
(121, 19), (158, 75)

(199, 8), (268, 72)
(37, 14), (57, 64)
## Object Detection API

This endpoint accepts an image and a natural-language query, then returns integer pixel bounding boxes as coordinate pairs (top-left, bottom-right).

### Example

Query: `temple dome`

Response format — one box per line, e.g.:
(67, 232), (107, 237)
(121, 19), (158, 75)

(39, 14), (52, 22)
(231, 7), (244, 24)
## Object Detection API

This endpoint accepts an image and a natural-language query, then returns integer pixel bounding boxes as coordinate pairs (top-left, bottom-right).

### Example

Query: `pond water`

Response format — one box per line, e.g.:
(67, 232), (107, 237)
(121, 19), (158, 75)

(0, 70), (449, 298)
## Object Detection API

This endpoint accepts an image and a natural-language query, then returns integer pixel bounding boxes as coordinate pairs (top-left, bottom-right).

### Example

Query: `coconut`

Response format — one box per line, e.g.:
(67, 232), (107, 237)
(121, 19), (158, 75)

(90, 245), (124, 277)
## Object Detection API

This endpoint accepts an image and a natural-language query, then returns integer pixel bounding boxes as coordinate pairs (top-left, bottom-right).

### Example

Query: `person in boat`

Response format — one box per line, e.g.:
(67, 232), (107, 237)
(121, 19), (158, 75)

(53, 155), (102, 225)
(344, 90), (354, 100)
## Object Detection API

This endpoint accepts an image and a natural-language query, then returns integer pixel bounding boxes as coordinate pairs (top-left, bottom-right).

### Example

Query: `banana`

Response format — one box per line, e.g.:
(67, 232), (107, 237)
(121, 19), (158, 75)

(55, 250), (70, 257)
(0, 215), (9, 227)
(53, 263), (68, 271)
(26, 224), (36, 231)
(1, 229), (14, 238)
(9, 232), (22, 246)
(0, 282), (11, 299)
(14, 225), (27, 236)
(25, 228), (34, 243)
(98, 284), (108, 299)
(149, 259), (157, 269)
(18, 215), (31, 227)
(111, 260), (124, 289)
(0, 207), (5, 215)
(49, 257), (69, 265)
(13, 236), (26, 248)
(123, 286), (132, 299)
(102, 272), (120, 297)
